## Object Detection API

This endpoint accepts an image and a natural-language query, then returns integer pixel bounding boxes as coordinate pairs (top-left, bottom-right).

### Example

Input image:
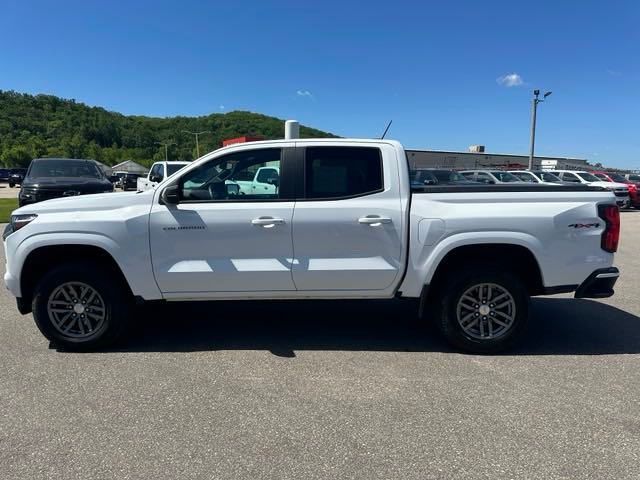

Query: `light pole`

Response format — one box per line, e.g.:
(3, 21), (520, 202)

(528, 89), (552, 170)
(182, 130), (210, 158)
(155, 141), (176, 162)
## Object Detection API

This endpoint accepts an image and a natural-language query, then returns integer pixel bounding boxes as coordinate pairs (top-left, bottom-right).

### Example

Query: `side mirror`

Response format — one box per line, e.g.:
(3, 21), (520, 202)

(161, 184), (180, 205)
(150, 174), (162, 183)
(267, 177), (279, 187)
(423, 179), (436, 185)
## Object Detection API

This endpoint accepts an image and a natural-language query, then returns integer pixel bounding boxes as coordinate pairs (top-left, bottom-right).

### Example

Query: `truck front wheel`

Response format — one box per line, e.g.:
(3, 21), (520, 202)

(31, 263), (131, 351)
(437, 267), (529, 354)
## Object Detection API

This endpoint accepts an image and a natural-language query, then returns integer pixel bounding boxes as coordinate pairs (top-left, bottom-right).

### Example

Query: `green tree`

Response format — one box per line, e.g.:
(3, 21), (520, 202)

(1, 146), (32, 168)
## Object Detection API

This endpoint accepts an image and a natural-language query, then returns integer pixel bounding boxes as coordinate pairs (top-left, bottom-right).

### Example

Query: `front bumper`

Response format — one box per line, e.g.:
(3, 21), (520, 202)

(575, 267), (619, 299)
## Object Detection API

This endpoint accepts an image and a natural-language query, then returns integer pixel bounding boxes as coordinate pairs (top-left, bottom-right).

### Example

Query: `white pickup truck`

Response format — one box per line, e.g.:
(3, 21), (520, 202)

(136, 161), (189, 192)
(3, 139), (620, 353)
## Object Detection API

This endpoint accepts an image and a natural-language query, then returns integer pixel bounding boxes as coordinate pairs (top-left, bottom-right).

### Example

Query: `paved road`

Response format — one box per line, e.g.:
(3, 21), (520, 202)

(1, 213), (640, 479)
(0, 184), (19, 199)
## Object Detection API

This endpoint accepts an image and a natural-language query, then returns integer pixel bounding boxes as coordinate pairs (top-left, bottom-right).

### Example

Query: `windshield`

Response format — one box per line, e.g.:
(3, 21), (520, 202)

(608, 173), (626, 182)
(629, 175), (640, 181)
(27, 160), (103, 179)
(167, 164), (187, 177)
(576, 172), (601, 182)
(491, 171), (520, 182)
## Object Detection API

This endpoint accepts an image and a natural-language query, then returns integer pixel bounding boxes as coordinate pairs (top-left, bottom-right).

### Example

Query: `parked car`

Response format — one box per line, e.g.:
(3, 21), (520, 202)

(550, 170), (630, 208)
(508, 170), (564, 184)
(0, 168), (10, 183)
(231, 165), (279, 195)
(8, 168), (27, 187)
(591, 171), (639, 208)
(410, 169), (479, 187)
(459, 170), (526, 184)
(111, 171), (128, 188)
(3, 139), (620, 353)
(137, 161), (189, 192)
(119, 173), (144, 191)
(18, 158), (114, 207)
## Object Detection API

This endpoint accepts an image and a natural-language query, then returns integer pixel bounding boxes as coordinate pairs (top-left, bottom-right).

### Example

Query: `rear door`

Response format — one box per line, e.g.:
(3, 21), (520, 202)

(290, 144), (404, 294)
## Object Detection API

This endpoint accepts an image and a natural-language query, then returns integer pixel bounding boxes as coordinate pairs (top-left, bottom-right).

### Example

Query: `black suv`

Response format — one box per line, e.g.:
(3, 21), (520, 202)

(19, 158), (114, 207)
(9, 168), (27, 187)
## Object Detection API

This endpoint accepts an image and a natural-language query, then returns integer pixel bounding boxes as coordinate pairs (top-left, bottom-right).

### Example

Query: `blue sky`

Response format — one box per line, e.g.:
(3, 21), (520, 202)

(1, 0), (638, 167)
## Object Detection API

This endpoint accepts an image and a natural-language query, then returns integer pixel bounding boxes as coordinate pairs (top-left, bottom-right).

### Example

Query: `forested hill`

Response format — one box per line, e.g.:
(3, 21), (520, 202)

(0, 90), (335, 168)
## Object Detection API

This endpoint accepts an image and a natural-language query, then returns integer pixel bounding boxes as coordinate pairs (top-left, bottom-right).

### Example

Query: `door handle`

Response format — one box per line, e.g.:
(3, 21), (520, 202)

(358, 215), (392, 226)
(252, 217), (285, 227)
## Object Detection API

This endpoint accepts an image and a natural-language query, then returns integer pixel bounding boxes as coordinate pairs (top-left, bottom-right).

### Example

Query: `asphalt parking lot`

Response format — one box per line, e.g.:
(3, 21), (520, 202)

(1, 213), (640, 479)
(0, 184), (19, 199)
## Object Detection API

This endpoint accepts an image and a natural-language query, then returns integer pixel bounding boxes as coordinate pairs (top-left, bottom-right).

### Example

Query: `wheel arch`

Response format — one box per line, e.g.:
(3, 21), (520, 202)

(20, 244), (134, 313)
(427, 243), (545, 297)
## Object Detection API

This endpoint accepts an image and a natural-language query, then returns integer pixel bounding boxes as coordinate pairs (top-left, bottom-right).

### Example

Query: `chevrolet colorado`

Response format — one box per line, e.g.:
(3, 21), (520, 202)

(3, 139), (620, 352)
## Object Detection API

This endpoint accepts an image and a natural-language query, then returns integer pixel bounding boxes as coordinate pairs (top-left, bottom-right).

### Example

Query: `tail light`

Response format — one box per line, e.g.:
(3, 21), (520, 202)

(598, 204), (620, 253)
(627, 183), (637, 194)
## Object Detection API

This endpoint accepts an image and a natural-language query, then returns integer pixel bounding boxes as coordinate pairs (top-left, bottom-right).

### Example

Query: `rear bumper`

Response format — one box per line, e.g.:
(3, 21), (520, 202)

(575, 267), (619, 299)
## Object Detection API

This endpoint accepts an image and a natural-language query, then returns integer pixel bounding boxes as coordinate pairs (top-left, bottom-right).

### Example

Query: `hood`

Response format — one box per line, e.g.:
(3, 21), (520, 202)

(587, 181), (628, 190)
(14, 190), (155, 215)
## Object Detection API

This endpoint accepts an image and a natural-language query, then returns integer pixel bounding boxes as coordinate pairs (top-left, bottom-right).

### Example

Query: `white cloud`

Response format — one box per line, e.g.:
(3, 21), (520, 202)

(296, 89), (313, 98)
(606, 69), (622, 77)
(219, 105), (225, 110)
(497, 73), (524, 87)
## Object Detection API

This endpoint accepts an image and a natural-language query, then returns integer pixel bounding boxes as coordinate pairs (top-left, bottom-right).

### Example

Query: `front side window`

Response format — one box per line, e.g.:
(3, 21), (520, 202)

(491, 171), (520, 183)
(537, 172), (561, 182)
(150, 164), (163, 182)
(512, 172), (536, 183)
(180, 148), (282, 201)
(304, 147), (383, 199)
(475, 172), (494, 184)
(628, 175), (640, 182)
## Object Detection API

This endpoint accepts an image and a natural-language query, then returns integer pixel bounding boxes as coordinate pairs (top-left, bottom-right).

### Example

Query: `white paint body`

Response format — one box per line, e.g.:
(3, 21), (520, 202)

(137, 161), (190, 192)
(4, 139), (617, 302)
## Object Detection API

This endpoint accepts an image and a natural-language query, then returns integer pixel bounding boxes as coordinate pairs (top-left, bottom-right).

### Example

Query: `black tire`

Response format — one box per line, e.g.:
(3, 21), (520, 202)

(9, 183), (15, 188)
(32, 262), (131, 351)
(437, 266), (529, 354)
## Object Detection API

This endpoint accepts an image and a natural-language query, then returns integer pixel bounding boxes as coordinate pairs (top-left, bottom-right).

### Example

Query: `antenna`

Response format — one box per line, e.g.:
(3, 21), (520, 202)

(380, 120), (393, 139)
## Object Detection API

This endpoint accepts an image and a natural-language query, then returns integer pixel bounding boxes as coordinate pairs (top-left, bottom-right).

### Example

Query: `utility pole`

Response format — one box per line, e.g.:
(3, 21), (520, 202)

(528, 89), (552, 170)
(182, 130), (210, 158)
(155, 141), (176, 162)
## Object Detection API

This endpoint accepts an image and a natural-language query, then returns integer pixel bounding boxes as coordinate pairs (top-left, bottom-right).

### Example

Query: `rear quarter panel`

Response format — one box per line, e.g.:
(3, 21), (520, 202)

(400, 190), (616, 297)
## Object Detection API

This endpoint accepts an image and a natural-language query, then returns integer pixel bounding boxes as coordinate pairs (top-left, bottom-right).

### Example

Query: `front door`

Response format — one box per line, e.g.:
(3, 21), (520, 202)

(291, 144), (404, 293)
(149, 146), (296, 296)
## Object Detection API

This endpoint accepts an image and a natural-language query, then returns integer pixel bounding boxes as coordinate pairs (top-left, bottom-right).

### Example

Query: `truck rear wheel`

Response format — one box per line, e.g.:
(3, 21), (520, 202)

(437, 267), (529, 354)
(32, 263), (131, 351)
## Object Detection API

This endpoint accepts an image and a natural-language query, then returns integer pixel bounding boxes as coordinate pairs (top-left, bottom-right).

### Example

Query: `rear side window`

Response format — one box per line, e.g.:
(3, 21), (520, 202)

(304, 147), (383, 199)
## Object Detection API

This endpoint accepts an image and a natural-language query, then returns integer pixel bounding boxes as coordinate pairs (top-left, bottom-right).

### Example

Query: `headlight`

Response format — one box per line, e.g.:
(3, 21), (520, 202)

(11, 214), (38, 232)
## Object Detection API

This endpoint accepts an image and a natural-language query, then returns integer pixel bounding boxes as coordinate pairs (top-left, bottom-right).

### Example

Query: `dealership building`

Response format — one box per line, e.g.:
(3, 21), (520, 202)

(405, 146), (592, 171)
